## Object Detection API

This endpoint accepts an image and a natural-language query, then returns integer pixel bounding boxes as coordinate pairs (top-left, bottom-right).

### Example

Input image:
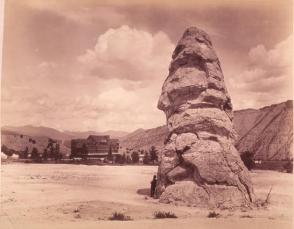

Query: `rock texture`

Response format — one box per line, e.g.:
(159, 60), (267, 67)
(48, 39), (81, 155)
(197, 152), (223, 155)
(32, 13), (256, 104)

(156, 27), (254, 208)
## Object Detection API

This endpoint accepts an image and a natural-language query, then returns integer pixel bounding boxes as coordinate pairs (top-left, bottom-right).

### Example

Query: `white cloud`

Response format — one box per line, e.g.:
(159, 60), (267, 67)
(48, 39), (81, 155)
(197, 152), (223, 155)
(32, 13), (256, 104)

(78, 25), (174, 83)
(228, 35), (293, 109)
(2, 26), (174, 132)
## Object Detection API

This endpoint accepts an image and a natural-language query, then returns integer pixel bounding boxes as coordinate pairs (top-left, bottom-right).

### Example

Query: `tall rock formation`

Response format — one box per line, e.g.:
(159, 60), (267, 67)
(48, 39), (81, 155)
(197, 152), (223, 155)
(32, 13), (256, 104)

(156, 27), (254, 208)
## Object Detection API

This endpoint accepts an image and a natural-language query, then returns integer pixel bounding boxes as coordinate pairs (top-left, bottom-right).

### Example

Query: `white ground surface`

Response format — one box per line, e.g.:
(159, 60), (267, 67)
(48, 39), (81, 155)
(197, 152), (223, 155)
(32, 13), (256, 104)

(1, 163), (293, 229)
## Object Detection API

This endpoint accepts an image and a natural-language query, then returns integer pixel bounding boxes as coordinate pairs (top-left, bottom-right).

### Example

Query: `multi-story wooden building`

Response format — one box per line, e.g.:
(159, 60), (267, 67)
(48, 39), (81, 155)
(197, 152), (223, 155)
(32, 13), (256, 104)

(71, 135), (119, 159)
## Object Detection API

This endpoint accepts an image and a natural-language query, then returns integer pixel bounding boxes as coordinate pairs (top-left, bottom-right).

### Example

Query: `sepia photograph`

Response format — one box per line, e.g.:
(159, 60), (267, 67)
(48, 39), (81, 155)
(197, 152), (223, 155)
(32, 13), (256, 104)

(0, 0), (293, 228)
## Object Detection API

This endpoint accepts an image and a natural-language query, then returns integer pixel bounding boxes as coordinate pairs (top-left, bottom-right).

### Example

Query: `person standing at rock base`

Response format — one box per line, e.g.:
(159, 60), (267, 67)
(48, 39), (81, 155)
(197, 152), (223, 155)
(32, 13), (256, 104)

(150, 175), (157, 198)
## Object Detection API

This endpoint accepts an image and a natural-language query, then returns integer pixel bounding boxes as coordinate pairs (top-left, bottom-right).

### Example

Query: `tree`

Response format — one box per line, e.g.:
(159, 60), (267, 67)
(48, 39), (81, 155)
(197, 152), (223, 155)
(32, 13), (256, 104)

(143, 152), (151, 165)
(31, 147), (41, 162)
(115, 154), (127, 164)
(43, 148), (48, 161)
(54, 143), (61, 161)
(131, 151), (139, 164)
(149, 146), (158, 164)
(284, 160), (293, 173)
(1, 145), (14, 157)
(115, 154), (122, 164)
(20, 146), (29, 159)
(1, 145), (9, 154)
(47, 139), (54, 158)
(126, 154), (132, 164)
(240, 151), (255, 171)
(122, 154), (126, 164)
(24, 146), (29, 159)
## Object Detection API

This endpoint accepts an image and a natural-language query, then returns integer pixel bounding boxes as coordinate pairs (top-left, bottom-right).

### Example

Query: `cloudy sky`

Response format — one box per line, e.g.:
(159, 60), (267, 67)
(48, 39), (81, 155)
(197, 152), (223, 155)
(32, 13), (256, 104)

(1, 0), (293, 132)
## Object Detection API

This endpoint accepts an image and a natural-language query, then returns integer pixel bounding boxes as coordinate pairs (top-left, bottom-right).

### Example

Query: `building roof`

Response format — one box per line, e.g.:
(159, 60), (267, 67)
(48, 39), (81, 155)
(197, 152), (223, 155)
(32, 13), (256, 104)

(72, 139), (87, 143)
(87, 135), (110, 143)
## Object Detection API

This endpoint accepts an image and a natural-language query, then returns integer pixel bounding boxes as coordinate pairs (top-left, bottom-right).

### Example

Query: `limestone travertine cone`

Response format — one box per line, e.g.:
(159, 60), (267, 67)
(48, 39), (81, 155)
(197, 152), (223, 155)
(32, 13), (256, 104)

(156, 27), (254, 208)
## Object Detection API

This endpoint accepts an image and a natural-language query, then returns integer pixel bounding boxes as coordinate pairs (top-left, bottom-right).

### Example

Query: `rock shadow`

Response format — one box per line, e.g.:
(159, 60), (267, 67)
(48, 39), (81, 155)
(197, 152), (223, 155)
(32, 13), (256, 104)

(136, 188), (150, 196)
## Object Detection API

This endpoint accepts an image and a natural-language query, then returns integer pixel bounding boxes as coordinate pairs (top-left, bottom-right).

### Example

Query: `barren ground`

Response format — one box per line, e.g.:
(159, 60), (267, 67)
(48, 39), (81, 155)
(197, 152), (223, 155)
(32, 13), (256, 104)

(1, 163), (293, 229)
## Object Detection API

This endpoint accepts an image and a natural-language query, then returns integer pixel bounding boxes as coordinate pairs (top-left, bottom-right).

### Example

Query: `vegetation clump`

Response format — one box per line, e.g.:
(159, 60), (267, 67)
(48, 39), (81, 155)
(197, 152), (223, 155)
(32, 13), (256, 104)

(154, 211), (177, 219)
(240, 215), (254, 218)
(255, 186), (272, 208)
(207, 211), (220, 218)
(108, 212), (132, 221)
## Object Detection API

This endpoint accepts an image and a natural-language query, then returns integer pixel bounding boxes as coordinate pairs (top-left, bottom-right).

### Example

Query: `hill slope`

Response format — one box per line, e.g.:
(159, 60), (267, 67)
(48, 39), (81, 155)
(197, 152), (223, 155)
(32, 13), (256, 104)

(235, 100), (293, 160)
(1, 130), (70, 156)
(120, 126), (168, 151)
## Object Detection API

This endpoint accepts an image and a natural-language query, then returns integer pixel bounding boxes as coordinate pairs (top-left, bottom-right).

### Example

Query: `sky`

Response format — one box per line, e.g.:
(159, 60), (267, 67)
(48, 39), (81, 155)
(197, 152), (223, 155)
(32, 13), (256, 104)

(1, 0), (293, 132)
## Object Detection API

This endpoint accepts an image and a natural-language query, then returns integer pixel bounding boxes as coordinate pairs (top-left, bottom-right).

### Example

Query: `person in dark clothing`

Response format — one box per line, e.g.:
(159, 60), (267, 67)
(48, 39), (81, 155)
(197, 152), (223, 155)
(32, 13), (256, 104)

(150, 175), (157, 197)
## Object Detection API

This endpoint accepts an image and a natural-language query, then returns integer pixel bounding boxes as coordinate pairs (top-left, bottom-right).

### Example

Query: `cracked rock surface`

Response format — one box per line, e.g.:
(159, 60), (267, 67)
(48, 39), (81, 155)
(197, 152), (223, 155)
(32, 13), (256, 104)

(156, 27), (254, 208)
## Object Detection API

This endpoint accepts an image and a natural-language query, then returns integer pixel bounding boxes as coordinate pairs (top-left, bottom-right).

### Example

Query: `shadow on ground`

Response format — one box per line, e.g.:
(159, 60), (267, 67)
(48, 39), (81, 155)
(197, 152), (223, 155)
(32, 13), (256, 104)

(137, 188), (150, 196)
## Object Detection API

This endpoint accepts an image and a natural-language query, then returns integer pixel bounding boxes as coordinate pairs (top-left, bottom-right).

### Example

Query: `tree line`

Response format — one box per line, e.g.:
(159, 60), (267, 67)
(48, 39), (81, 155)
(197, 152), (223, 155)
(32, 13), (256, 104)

(111, 146), (158, 165)
(1, 138), (63, 163)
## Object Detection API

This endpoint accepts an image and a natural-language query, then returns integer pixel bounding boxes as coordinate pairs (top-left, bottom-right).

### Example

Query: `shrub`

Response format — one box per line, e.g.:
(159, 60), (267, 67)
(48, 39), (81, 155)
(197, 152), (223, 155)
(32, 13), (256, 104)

(240, 215), (253, 218)
(149, 146), (158, 164)
(20, 147), (29, 159)
(108, 212), (132, 221)
(1, 145), (7, 152)
(256, 186), (272, 207)
(207, 211), (220, 218)
(240, 151), (255, 170)
(154, 211), (177, 219)
(283, 161), (293, 173)
(131, 151), (140, 163)
(143, 152), (151, 164)
(126, 155), (132, 164)
(115, 154), (126, 164)
(1, 145), (16, 157)
(31, 147), (42, 162)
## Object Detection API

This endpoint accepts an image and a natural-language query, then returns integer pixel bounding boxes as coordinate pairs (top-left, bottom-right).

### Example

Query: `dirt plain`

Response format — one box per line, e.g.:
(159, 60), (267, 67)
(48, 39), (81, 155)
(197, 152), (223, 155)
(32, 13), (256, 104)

(0, 163), (293, 229)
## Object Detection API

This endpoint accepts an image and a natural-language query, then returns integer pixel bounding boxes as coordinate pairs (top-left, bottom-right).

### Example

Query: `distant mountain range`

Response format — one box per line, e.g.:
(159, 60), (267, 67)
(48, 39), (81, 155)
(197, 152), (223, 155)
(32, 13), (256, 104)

(1, 100), (293, 161)
(1, 125), (129, 140)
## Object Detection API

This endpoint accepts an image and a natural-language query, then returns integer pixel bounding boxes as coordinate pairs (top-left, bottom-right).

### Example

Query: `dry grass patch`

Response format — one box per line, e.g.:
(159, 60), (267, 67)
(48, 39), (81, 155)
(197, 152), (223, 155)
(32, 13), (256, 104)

(207, 211), (221, 218)
(108, 212), (132, 221)
(154, 211), (178, 219)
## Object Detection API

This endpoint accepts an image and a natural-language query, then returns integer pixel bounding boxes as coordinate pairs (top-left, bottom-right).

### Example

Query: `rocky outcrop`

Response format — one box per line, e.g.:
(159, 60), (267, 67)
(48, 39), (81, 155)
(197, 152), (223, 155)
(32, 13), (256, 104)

(156, 27), (254, 208)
